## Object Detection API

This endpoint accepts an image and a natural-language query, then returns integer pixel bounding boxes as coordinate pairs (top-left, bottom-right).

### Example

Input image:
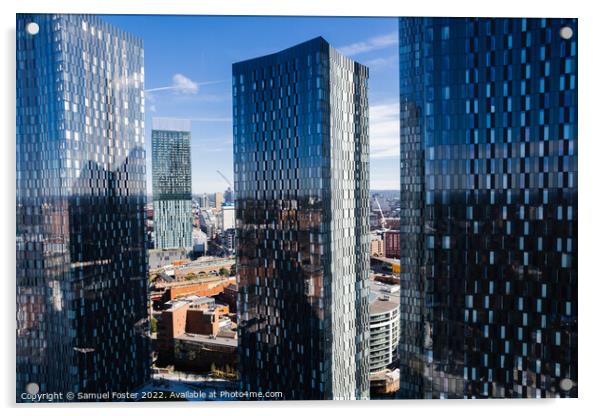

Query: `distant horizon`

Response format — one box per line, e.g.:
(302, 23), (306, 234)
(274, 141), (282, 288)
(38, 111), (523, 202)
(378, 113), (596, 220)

(146, 188), (401, 198)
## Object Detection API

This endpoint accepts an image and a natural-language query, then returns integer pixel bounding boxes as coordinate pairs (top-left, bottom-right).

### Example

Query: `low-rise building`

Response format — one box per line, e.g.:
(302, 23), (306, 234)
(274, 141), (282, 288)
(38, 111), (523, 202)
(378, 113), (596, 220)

(173, 332), (237, 373)
(149, 248), (191, 269)
(216, 283), (237, 313)
(370, 369), (400, 395)
(173, 256), (235, 279)
(156, 296), (237, 372)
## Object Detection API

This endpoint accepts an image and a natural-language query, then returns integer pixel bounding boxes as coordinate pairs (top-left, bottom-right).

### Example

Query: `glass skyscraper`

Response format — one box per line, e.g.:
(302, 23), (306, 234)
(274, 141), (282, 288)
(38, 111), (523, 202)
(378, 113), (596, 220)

(16, 14), (149, 400)
(151, 119), (193, 249)
(233, 37), (371, 400)
(398, 17), (577, 398)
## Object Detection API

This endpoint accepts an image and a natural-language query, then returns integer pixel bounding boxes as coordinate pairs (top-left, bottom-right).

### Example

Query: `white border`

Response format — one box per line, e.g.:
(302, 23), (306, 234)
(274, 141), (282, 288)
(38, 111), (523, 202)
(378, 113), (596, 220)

(1, 1), (599, 415)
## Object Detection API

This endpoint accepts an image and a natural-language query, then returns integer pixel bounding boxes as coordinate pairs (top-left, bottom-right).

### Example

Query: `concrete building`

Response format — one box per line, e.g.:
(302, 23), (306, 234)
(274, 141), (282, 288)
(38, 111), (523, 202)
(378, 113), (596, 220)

(368, 281), (400, 396)
(223, 228), (236, 254)
(192, 229), (207, 255)
(200, 209), (217, 239)
(214, 192), (224, 211)
(370, 236), (385, 257)
(148, 248), (190, 269)
(369, 281), (400, 373)
(199, 193), (210, 209)
(220, 203), (235, 231)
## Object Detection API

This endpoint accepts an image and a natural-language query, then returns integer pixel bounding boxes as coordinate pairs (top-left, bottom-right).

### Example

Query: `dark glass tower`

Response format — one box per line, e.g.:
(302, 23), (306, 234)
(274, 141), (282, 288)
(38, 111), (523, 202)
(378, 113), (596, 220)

(16, 14), (149, 400)
(233, 37), (370, 400)
(151, 118), (193, 249)
(398, 17), (577, 398)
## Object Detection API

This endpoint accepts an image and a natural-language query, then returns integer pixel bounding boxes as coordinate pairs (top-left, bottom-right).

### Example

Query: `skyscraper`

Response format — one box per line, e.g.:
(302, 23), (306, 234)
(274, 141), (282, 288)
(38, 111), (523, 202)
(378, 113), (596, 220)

(16, 14), (149, 400)
(233, 37), (371, 400)
(151, 118), (193, 249)
(398, 17), (577, 398)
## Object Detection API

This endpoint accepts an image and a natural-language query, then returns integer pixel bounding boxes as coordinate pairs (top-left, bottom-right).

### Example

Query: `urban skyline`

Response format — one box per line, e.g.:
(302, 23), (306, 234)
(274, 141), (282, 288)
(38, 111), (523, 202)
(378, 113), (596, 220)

(100, 14), (401, 194)
(15, 13), (577, 402)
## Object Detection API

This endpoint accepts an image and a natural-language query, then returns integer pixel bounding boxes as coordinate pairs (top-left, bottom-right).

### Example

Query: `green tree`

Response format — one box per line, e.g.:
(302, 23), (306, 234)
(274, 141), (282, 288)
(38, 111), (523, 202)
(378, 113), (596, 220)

(219, 268), (229, 276)
(150, 317), (157, 333)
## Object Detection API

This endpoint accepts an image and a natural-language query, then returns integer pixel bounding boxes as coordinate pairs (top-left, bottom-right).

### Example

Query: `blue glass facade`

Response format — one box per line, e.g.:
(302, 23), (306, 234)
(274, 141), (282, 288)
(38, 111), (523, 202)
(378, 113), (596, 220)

(233, 37), (371, 400)
(398, 17), (577, 398)
(16, 14), (149, 401)
(151, 118), (193, 249)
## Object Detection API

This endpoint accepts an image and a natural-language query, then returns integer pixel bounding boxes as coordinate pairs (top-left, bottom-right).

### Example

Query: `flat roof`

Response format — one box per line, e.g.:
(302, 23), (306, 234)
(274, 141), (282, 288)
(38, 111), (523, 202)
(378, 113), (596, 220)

(370, 299), (399, 315)
(175, 332), (237, 348)
(369, 280), (400, 315)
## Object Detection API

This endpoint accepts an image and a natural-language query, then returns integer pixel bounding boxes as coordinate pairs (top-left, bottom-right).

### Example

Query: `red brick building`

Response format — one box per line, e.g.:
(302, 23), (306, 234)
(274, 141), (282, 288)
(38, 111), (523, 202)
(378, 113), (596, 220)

(384, 230), (400, 259)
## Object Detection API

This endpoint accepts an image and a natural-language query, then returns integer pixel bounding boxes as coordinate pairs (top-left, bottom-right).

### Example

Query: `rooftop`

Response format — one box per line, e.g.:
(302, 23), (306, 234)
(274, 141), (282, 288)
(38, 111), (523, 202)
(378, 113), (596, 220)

(175, 332), (237, 348)
(370, 298), (399, 315)
(369, 280), (400, 315)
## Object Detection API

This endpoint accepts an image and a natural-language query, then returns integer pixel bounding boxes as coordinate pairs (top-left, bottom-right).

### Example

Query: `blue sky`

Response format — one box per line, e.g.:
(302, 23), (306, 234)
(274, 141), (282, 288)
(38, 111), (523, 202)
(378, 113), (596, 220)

(102, 15), (400, 194)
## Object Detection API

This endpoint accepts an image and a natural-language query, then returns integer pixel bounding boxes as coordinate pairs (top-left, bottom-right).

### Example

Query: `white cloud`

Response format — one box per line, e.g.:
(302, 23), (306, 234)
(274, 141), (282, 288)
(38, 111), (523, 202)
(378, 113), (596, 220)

(369, 101), (399, 159)
(339, 32), (397, 56)
(171, 73), (198, 94)
(363, 54), (397, 70)
(145, 74), (225, 94)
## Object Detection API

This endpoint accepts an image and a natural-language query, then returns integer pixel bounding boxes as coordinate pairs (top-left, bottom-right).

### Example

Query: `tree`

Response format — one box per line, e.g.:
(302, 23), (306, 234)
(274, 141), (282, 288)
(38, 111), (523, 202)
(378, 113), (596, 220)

(219, 268), (229, 277)
(150, 317), (157, 333)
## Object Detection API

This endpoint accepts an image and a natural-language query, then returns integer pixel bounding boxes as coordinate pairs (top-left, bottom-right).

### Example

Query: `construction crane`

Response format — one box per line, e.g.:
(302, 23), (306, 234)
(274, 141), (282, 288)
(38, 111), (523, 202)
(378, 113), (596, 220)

(374, 196), (389, 231)
(216, 170), (233, 188)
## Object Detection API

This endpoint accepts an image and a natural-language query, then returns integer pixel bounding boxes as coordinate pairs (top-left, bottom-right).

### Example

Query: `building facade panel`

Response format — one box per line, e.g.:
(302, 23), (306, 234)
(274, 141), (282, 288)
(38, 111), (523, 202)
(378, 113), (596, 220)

(398, 17), (577, 398)
(16, 13), (149, 400)
(151, 119), (193, 249)
(233, 37), (370, 400)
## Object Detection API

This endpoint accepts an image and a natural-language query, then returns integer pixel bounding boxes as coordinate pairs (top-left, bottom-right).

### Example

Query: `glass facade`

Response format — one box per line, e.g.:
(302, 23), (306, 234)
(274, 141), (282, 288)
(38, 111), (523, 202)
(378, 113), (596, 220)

(398, 17), (577, 398)
(233, 37), (371, 400)
(151, 119), (193, 249)
(16, 14), (149, 400)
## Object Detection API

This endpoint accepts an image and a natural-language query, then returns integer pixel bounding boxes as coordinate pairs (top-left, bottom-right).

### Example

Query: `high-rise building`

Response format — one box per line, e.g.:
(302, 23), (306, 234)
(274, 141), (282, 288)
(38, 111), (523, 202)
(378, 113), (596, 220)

(199, 193), (210, 209)
(16, 14), (149, 400)
(152, 118), (193, 249)
(214, 191), (224, 211)
(224, 186), (234, 203)
(233, 37), (371, 400)
(398, 17), (577, 398)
